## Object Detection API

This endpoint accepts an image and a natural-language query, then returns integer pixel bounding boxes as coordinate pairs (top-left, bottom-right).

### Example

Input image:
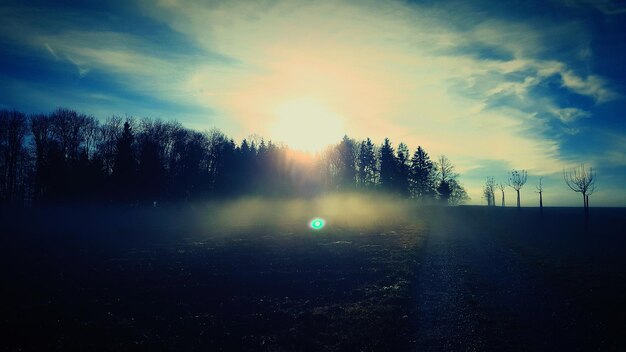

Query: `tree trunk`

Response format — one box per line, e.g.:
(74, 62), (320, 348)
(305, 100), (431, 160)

(501, 191), (505, 207)
(516, 189), (520, 208)
(582, 192), (588, 218)
(539, 191), (543, 210)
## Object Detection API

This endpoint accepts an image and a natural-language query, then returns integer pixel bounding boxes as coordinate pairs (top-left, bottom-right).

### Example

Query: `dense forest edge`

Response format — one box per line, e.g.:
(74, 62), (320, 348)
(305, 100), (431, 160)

(0, 108), (469, 207)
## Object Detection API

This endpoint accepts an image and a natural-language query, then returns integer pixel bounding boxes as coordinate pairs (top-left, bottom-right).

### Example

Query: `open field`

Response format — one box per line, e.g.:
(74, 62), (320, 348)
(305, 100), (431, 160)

(416, 206), (626, 351)
(2, 205), (626, 351)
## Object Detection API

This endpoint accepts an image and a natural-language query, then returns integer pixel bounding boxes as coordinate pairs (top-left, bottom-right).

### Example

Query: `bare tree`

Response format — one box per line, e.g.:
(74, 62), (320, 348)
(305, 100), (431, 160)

(586, 183), (595, 210)
(435, 155), (468, 205)
(497, 182), (505, 207)
(508, 169), (528, 208)
(436, 155), (455, 183)
(483, 177), (496, 206)
(435, 155), (454, 203)
(97, 115), (124, 175)
(0, 110), (28, 204)
(536, 177), (544, 212)
(564, 164), (595, 213)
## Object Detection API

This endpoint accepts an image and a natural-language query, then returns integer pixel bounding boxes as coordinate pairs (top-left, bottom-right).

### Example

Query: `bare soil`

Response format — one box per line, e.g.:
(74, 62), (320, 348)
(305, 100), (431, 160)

(2, 206), (625, 351)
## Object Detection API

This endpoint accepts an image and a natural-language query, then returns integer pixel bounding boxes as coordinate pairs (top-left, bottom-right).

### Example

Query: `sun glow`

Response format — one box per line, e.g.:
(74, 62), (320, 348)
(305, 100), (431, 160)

(270, 98), (345, 152)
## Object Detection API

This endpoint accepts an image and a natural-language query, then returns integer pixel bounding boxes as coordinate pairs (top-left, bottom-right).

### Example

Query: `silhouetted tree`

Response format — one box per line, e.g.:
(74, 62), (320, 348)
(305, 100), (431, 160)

(97, 116), (123, 175)
(320, 143), (342, 192)
(437, 180), (452, 203)
(395, 142), (410, 196)
(181, 131), (210, 200)
(0, 110), (28, 205)
(136, 119), (170, 202)
(255, 139), (269, 192)
(508, 169), (528, 208)
(585, 184), (594, 210)
(379, 138), (396, 191)
(435, 155), (470, 205)
(357, 138), (377, 189)
(30, 113), (52, 202)
(497, 182), (506, 207)
(112, 120), (137, 202)
(536, 177), (544, 212)
(28, 108), (100, 202)
(564, 164), (595, 214)
(233, 138), (253, 194)
(448, 178), (470, 205)
(435, 155), (454, 203)
(264, 141), (290, 195)
(436, 156), (454, 182)
(49, 108), (92, 163)
(434, 155), (468, 205)
(336, 135), (357, 190)
(210, 132), (238, 196)
(483, 177), (496, 206)
(409, 146), (435, 200)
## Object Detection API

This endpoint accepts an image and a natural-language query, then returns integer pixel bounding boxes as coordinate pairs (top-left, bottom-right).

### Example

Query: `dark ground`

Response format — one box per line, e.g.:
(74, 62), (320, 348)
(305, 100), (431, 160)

(2, 205), (626, 351)
(415, 207), (626, 351)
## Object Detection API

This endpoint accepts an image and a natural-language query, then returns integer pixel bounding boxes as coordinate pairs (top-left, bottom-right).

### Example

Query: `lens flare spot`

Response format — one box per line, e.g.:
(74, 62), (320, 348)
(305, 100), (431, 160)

(309, 218), (325, 230)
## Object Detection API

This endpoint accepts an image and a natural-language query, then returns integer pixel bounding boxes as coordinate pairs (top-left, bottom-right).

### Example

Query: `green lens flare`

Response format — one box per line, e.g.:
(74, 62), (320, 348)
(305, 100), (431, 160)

(309, 218), (325, 230)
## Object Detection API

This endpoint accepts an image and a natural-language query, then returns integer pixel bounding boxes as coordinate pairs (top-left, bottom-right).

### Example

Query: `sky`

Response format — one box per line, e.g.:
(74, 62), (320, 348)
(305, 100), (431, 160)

(1, 0), (625, 206)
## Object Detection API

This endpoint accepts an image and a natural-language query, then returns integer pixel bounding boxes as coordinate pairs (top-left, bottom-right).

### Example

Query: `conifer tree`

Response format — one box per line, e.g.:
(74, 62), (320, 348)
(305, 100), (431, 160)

(337, 135), (357, 190)
(396, 143), (410, 196)
(357, 138), (377, 189)
(378, 138), (396, 190)
(409, 146), (435, 200)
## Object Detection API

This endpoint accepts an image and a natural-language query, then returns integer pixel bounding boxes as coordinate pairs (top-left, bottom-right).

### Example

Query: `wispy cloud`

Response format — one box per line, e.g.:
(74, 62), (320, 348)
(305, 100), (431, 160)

(44, 43), (59, 60)
(551, 107), (591, 124)
(0, 0), (624, 205)
(560, 70), (618, 103)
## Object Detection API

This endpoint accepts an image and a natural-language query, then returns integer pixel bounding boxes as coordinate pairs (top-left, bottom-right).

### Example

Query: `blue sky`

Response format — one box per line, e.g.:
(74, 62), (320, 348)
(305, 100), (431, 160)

(1, 0), (625, 206)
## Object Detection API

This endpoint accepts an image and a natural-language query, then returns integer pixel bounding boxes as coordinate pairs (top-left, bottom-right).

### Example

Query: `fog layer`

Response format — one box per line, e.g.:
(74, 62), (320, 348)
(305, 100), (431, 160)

(197, 193), (421, 232)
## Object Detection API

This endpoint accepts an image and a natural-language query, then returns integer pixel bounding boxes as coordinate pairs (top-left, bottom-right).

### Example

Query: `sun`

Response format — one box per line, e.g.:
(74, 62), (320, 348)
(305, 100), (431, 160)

(270, 98), (345, 152)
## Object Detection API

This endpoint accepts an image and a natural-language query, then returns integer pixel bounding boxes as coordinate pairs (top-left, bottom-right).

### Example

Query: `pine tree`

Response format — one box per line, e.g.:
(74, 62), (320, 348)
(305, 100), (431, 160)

(379, 138), (396, 190)
(396, 142), (410, 196)
(337, 135), (357, 190)
(409, 146), (435, 200)
(357, 138), (377, 189)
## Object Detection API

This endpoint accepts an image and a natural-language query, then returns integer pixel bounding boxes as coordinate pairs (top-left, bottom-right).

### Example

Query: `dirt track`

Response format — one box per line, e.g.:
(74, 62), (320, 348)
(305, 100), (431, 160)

(415, 208), (625, 351)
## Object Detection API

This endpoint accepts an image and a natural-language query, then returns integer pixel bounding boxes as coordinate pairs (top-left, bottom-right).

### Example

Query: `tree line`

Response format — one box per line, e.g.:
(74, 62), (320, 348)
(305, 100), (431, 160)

(0, 108), (469, 207)
(482, 165), (596, 212)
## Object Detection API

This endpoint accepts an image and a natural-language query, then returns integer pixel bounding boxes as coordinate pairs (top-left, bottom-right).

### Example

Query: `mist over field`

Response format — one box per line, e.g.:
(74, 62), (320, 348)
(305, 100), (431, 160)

(202, 193), (419, 231)
(1, 193), (422, 243)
